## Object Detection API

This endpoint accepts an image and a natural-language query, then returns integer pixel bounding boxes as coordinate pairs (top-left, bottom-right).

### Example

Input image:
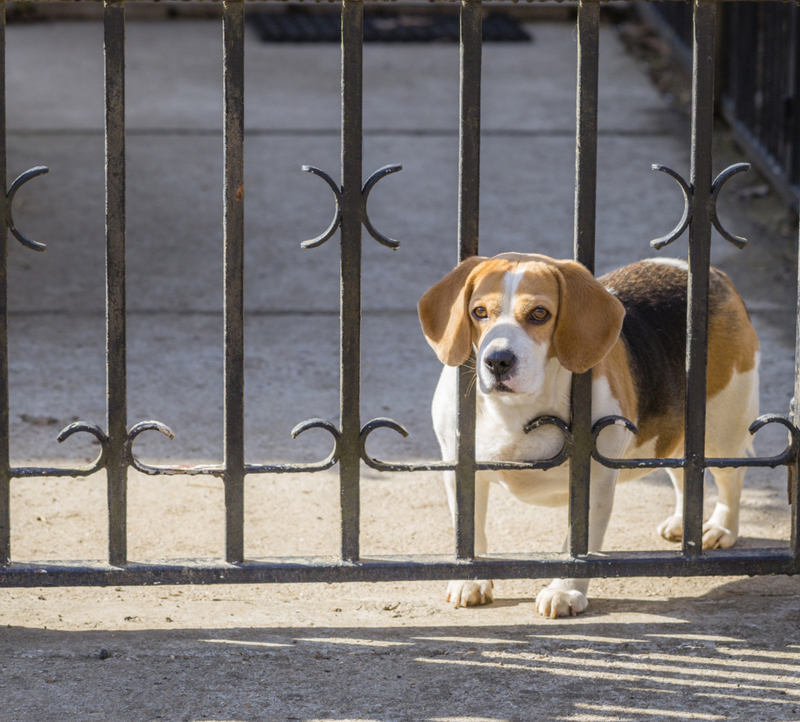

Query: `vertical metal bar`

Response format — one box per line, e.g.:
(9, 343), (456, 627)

(787, 4), (799, 186)
(569, 0), (599, 558)
(455, 0), (481, 561)
(104, 0), (127, 567)
(793, 214), (800, 564)
(792, 1), (800, 571)
(683, 0), (716, 557)
(223, 0), (245, 564)
(339, 0), (363, 562)
(0, 2), (9, 566)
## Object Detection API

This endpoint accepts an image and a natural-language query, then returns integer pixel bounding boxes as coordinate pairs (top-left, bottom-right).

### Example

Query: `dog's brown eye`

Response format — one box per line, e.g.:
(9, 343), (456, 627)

(528, 307), (550, 324)
(472, 306), (489, 320)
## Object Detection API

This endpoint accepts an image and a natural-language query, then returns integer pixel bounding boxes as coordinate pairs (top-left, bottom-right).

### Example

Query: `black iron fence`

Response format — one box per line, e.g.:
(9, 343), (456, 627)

(642, 0), (800, 209)
(0, 0), (798, 588)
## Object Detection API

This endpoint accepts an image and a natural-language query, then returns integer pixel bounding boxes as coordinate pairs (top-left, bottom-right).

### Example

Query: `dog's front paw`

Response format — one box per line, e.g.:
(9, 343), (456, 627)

(446, 580), (494, 608)
(702, 521), (737, 549)
(535, 587), (587, 619)
(657, 514), (683, 542)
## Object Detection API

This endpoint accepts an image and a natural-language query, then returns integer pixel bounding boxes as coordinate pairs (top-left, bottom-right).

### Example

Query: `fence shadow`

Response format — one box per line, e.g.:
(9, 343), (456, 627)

(2, 575), (799, 721)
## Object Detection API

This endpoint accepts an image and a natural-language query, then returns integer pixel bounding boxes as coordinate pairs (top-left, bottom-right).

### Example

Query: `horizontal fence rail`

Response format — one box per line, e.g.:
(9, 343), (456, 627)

(1, 0), (799, 588)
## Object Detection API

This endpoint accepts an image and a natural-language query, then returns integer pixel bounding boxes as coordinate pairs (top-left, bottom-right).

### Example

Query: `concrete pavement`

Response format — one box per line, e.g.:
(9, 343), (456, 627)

(6, 19), (793, 463)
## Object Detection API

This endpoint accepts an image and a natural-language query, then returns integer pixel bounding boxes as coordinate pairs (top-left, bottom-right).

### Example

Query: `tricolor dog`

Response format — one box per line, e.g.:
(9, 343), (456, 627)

(418, 253), (759, 618)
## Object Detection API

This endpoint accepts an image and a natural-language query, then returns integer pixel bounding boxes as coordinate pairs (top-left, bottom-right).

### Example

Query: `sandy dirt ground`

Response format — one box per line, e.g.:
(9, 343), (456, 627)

(2, 461), (798, 721)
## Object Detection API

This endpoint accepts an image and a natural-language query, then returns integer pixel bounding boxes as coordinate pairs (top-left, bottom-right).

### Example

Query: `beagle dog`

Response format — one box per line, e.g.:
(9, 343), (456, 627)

(418, 253), (759, 618)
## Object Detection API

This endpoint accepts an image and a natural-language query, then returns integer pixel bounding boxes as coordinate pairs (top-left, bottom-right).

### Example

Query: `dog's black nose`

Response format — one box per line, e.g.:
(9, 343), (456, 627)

(484, 350), (516, 378)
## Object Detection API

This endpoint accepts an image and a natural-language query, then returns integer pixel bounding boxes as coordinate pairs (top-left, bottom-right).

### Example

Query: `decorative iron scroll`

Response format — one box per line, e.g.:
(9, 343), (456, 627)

(358, 414), (573, 473)
(300, 163), (402, 249)
(650, 162), (750, 250)
(11, 421), (109, 479)
(124, 417), (341, 477)
(591, 413), (799, 471)
(356, 411), (798, 476)
(6, 166), (49, 252)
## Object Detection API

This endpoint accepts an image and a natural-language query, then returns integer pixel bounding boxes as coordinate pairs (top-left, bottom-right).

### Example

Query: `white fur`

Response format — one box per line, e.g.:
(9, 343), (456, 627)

(475, 270), (550, 397)
(646, 257), (688, 270)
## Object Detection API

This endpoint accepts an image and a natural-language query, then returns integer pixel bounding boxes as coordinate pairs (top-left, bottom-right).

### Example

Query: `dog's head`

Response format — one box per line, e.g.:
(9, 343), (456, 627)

(418, 253), (625, 396)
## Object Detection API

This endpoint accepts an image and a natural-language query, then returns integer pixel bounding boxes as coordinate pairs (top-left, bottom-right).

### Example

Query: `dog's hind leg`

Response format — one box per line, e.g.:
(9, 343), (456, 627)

(703, 467), (744, 549)
(702, 363), (759, 549)
(657, 467), (685, 543)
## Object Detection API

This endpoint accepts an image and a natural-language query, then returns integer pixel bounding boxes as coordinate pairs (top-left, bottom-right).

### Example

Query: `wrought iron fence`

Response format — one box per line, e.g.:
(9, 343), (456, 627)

(0, 0), (798, 588)
(641, 0), (800, 209)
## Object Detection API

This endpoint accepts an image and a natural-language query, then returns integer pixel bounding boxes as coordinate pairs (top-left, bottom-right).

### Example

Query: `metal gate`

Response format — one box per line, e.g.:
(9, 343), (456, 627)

(0, 0), (798, 587)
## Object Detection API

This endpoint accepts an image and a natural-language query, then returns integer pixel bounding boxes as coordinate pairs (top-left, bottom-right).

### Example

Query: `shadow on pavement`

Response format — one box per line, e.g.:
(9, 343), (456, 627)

(2, 577), (799, 722)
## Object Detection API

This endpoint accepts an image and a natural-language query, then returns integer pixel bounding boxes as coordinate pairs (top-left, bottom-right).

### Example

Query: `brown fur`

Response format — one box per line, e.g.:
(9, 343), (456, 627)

(601, 262), (759, 459)
(419, 254), (625, 374)
(706, 269), (759, 398)
(417, 256), (484, 366)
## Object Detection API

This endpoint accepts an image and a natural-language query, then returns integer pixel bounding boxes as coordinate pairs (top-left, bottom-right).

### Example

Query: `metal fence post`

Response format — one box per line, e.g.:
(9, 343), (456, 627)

(339, 0), (364, 563)
(223, 0), (246, 564)
(0, 1), (8, 566)
(455, 0), (482, 561)
(682, 0), (716, 557)
(569, 0), (600, 558)
(104, 0), (127, 567)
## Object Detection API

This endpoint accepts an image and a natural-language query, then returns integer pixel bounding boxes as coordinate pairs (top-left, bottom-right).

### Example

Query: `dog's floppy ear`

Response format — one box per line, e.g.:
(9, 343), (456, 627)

(552, 260), (625, 374)
(418, 256), (485, 366)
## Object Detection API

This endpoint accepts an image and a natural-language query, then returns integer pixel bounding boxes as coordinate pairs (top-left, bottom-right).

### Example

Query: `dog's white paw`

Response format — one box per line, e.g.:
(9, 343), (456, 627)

(446, 580), (494, 608)
(535, 587), (587, 619)
(657, 514), (683, 542)
(702, 522), (737, 549)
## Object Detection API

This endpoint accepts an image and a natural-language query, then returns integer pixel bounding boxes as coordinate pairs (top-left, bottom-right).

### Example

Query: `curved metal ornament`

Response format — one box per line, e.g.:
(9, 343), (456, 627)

(729, 414), (800, 469)
(650, 161), (750, 251)
(476, 414), (574, 471)
(125, 418), (343, 477)
(299, 163), (403, 250)
(361, 164), (402, 250)
(299, 166), (341, 249)
(55, 421), (109, 476)
(12, 421), (110, 478)
(124, 420), (222, 477)
(709, 162), (750, 249)
(359, 414), (574, 473)
(359, 417), (458, 472)
(245, 418), (342, 474)
(591, 413), (799, 471)
(6, 166), (49, 252)
(650, 164), (694, 250)
(359, 417), (410, 471)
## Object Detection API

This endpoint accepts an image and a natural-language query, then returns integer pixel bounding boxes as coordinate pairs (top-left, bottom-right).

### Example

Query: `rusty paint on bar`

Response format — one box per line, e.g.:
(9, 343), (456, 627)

(223, 0), (245, 564)
(569, 0), (599, 559)
(455, 0), (481, 561)
(339, 0), (363, 562)
(104, 0), (127, 567)
(683, 0), (715, 557)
